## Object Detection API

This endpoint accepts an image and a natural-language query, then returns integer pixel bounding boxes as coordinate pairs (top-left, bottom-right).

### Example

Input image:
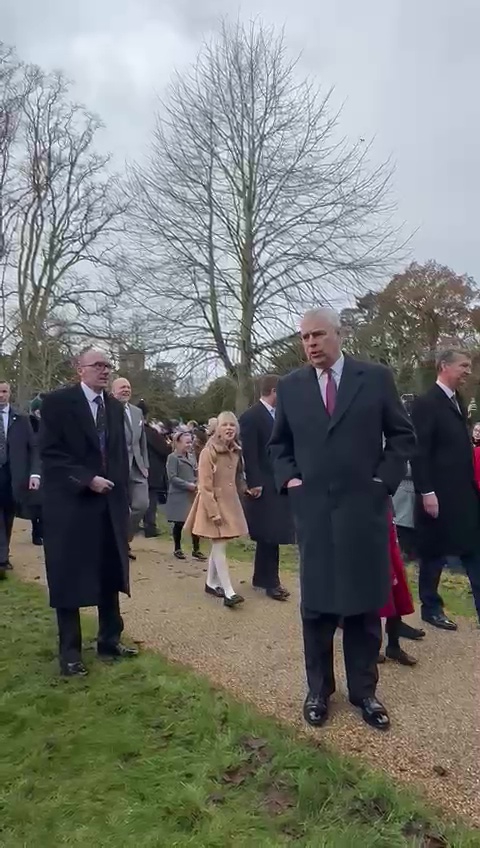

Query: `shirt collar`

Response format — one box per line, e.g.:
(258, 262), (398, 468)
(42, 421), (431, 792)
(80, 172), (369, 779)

(1, 405), (10, 415)
(317, 353), (345, 379)
(436, 379), (455, 399)
(260, 398), (275, 415)
(81, 382), (104, 403)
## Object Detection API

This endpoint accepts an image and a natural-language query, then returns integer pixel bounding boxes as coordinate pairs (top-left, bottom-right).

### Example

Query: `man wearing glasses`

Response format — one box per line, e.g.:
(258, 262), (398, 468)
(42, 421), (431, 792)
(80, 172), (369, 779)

(40, 348), (137, 677)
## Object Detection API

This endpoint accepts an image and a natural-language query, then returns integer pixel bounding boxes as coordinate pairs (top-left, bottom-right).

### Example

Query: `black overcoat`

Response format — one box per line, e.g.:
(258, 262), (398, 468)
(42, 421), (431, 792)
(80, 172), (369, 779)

(145, 425), (170, 493)
(410, 385), (480, 558)
(239, 402), (295, 545)
(268, 357), (415, 616)
(40, 384), (130, 609)
(6, 409), (40, 512)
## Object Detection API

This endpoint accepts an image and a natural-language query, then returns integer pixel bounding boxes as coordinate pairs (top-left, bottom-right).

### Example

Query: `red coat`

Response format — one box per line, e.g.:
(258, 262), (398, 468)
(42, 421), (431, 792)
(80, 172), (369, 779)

(379, 514), (415, 618)
(473, 445), (480, 490)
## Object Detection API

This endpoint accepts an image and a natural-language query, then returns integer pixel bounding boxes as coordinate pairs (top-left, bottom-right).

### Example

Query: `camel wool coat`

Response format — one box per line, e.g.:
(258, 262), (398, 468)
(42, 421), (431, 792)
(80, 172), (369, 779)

(185, 437), (249, 540)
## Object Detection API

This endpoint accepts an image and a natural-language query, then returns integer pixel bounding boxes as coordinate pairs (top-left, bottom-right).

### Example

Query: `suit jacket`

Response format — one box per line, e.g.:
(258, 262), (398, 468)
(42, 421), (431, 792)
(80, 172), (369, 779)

(269, 357), (415, 615)
(239, 401), (294, 545)
(2, 407), (40, 509)
(124, 403), (149, 475)
(411, 384), (480, 557)
(40, 384), (130, 608)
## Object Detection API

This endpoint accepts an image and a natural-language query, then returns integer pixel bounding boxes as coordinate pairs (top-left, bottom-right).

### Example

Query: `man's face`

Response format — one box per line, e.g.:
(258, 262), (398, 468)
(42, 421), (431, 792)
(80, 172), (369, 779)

(268, 388), (277, 408)
(77, 352), (113, 391)
(300, 314), (341, 369)
(473, 424), (480, 443)
(0, 383), (11, 408)
(441, 355), (471, 390)
(111, 378), (132, 404)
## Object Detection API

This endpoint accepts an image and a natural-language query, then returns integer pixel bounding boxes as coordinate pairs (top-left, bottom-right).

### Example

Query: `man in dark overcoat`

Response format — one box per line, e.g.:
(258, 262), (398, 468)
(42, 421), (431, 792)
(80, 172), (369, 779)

(40, 349), (137, 677)
(411, 348), (480, 630)
(239, 374), (293, 600)
(0, 381), (40, 578)
(269, 308), (415, 731)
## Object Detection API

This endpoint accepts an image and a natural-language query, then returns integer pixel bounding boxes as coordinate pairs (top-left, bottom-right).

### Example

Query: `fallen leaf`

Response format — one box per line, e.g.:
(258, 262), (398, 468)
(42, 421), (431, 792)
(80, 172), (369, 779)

(432, 765), (449, 777)
(241, 736), (268, 752)
(263, 786), (295, 816)
(221, 762), (256, 785)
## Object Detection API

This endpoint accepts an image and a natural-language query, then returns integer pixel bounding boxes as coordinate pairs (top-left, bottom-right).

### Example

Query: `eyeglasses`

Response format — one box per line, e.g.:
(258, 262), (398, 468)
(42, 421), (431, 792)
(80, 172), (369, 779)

(84, 361), (113, 371)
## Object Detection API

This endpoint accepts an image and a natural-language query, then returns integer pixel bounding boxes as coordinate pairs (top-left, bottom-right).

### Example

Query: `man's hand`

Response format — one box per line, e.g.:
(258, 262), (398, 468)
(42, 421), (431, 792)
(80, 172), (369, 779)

(89, 476), (115, 494)
(141, 468), (149, 479)
(423, 493), (439, 518)
(248, 486), (262, 498)
(212, 515), (222, 526)
(287, 478), (302, 489)
(29, 476), (40, 491)
(187, 482), (196, 492)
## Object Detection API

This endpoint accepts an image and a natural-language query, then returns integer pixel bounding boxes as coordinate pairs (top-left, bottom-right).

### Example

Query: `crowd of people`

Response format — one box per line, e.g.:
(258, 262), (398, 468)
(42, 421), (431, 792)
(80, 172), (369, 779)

(1, 306), (480, 734)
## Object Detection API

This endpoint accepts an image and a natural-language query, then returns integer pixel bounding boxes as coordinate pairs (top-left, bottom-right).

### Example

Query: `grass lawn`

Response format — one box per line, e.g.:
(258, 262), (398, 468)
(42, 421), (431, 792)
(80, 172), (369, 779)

(1, 580), (479, 847)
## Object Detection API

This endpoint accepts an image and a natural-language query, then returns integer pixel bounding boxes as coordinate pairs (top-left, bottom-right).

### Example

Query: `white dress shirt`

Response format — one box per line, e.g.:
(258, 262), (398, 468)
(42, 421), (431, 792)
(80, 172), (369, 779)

(81, 382), (105, 421)
(1, 404), (9, 439)
(316, 353), (345, 404)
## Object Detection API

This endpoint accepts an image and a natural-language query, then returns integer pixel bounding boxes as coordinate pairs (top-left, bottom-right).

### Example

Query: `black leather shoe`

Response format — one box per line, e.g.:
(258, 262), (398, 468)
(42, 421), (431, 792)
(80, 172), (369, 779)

(224, 594), (244, 608)
(266, 586), (289, 601)
(97, 644), (138, 659)
(350, 697), (390, 730)
(205, 584), (225, 598)
(398, 621), (425, 640)
(303, 692), (329, 727)
(422, 612), (457, 631)
(32, 537), (43, 546)
(385, 646), (417, 666)
(192, 551), (207, 561)
(61, 661), (88, 677)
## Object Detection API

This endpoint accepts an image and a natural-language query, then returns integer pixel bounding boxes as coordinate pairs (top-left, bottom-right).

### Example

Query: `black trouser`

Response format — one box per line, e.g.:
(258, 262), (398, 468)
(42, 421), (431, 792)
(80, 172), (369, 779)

(419, 553), (480, 622)
(144, 488), (162, 531)
(0, 464), (14, 565)
(252, 540), (280, 590)
(302, 610), (381, 702)
(172, 521), (199, 553)
(30, 505), (43, 542)
(55, 508), (124, 666)
(56, 593), (124, 665)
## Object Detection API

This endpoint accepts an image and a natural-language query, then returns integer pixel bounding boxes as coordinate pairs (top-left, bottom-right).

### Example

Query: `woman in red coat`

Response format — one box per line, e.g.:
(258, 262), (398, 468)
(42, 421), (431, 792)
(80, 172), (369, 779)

(378, 515), (419, 666)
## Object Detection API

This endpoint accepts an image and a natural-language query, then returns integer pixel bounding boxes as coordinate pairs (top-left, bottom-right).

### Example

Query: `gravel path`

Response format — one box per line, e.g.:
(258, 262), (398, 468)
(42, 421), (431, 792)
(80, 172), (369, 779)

(10, 522), (480, 825)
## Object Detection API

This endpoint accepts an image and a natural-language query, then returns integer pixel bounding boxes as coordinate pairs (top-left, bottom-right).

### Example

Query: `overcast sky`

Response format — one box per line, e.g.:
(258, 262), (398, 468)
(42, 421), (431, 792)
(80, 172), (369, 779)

(3, 0), (479, 281)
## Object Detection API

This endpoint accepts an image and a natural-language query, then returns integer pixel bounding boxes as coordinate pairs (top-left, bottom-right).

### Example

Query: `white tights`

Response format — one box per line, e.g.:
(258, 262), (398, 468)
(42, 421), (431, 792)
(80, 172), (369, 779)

(206, 540), (235, 599)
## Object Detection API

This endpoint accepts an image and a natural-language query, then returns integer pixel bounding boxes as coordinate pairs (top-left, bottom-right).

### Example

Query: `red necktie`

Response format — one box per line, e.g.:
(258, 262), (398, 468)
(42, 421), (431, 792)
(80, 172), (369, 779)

(325, 370), (337, 416)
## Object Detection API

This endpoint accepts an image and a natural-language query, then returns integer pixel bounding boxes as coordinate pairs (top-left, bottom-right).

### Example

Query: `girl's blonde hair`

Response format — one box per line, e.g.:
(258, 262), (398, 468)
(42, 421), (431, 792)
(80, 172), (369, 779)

(216, 410), (240, 437)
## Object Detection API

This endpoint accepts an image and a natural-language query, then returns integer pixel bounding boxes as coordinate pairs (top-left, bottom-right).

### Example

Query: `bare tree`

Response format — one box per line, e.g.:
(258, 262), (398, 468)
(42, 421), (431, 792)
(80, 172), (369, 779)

(1, 61), (126, 405)
(126, 20), (406, 411)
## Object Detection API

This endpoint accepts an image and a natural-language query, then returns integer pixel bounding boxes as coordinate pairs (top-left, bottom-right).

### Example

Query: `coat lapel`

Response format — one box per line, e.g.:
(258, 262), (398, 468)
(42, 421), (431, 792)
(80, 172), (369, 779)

(301, 366), (330, 426)
(434, 384), (466, 422)
(328, 356), (364, 432)
(73, 384), (103, 453)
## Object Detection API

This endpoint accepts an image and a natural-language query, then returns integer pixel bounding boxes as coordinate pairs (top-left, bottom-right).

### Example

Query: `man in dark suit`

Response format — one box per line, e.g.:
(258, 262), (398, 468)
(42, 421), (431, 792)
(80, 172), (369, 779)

(269, 308), (415, 731)
(0, 381), (40, 578)
(239, 374), (293, 600)
(40, 349), (137, 676)
(411, 348), (480, 630)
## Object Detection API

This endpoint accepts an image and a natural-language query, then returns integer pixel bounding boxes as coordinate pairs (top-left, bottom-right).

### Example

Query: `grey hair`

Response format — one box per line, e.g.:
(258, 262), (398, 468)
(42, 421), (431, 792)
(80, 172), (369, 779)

(435, 347), (470, 372)
(301, 307), (341, 331)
